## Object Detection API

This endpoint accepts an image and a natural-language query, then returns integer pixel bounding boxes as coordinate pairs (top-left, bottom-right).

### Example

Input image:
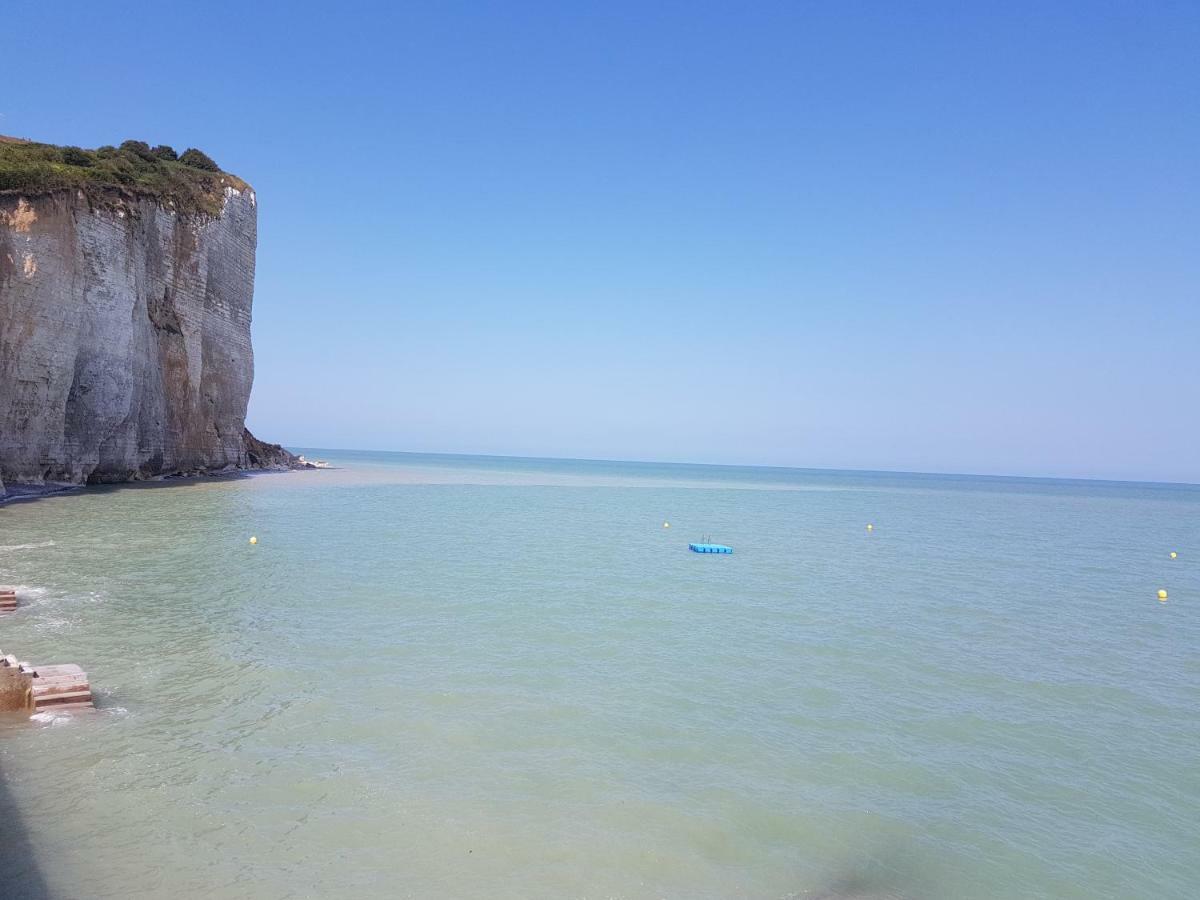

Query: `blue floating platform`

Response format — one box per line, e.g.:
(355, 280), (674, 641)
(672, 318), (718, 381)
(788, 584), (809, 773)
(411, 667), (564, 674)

(689, 543), (733, 554)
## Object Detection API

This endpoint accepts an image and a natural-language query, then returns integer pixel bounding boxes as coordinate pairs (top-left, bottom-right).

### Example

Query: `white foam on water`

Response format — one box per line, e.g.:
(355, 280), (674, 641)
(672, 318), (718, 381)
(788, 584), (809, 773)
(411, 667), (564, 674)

(30, 710), (75, 726)
(0, 540), (57, 552)
(34, 616), (71, 631)
(0, 585), (47, 599)
(22, 586), (105, 610)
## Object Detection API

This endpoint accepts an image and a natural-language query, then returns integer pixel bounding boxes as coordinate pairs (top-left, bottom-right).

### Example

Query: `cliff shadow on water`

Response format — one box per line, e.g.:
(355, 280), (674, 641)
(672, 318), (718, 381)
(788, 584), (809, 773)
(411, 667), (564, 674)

(0, 463), (303, 512)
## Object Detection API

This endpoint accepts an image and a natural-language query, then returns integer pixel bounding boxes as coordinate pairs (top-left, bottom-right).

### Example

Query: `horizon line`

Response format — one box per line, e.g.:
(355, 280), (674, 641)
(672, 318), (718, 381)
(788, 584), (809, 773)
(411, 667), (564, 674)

(279, 444), (1200, 490)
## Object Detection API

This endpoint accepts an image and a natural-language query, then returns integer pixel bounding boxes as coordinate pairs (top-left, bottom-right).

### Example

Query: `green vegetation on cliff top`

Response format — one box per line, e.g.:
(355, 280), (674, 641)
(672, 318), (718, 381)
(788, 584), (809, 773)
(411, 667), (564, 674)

(0, 136), (248, 216)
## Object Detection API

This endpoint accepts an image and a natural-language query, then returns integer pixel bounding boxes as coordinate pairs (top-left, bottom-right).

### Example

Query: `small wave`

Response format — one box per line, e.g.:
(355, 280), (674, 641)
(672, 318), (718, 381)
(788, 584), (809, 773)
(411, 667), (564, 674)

(30, 710), (75, 726)
(0, 540), (57, 553)
(20, 587), (105, 610)
(34, 617), (71, 631)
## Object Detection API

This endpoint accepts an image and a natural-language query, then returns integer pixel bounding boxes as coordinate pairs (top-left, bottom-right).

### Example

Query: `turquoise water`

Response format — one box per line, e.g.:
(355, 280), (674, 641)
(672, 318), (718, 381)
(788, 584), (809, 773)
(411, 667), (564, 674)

(0, 451), (1197, 899)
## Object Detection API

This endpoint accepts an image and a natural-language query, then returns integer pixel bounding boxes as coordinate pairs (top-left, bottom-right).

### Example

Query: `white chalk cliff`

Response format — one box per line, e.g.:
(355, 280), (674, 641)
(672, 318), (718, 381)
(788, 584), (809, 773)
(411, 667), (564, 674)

(0, 185), (291, 498)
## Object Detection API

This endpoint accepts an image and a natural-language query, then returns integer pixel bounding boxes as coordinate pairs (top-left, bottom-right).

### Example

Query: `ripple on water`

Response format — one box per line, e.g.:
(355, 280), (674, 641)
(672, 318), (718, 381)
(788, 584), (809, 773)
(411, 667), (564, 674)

(0, 540), (57, 552)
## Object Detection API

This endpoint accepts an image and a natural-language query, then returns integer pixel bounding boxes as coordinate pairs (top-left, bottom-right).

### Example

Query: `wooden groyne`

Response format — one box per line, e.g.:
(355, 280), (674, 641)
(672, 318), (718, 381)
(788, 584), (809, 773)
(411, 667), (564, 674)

(28, 663), (94, 712)
(0, 655), (94, 713)
(0, 587), (95, 712)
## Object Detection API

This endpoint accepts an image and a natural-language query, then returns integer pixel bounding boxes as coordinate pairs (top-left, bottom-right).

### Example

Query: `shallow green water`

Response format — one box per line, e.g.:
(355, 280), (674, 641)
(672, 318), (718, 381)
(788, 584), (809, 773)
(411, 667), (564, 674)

(0, 452), (1197, 899)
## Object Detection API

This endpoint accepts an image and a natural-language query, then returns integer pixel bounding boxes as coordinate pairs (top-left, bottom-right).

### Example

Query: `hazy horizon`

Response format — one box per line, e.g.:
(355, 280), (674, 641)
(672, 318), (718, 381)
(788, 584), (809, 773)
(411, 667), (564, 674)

(282, 444), (1200, 488)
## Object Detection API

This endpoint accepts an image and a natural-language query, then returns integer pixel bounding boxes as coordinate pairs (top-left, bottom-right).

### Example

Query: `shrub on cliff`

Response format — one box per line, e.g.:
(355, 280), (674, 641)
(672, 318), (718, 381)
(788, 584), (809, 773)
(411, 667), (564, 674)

(179, 148), (220, 172)
(60, 146), (94, 167)
(0, 161), (59, 192)
(119, 140), (159, 164)
(93, 155), (137, 185)
(1, 136), (245, 216)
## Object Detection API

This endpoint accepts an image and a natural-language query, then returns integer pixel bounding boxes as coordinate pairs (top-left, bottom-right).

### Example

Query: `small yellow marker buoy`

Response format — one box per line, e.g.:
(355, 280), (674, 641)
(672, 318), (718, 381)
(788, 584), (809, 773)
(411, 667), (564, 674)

(663, 522), (670, 529)
(1170, 551), (1177, 559)
(867, 524), (874, 532)
(1158, 589), (1168, 601)
(249, 536), (258, 545)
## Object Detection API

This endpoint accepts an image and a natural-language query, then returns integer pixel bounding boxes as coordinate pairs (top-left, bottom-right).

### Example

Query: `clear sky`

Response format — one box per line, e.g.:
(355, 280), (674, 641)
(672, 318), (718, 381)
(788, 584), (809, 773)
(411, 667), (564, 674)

(7, 2), (1198, 482)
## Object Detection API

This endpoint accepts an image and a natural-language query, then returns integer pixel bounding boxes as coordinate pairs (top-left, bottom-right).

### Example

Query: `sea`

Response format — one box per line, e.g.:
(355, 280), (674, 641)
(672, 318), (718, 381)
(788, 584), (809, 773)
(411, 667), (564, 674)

(0, 450), (1196, 899)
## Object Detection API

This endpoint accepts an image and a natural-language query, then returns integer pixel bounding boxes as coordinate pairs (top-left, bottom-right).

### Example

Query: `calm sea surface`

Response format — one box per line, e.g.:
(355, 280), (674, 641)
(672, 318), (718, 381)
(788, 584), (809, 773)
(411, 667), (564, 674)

(0, 451), (1197, 899)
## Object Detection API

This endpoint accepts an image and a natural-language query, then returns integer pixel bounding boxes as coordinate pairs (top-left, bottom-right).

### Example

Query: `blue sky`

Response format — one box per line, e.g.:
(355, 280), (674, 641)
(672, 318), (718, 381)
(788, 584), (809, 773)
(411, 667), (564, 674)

(8, 2), (1198, 481)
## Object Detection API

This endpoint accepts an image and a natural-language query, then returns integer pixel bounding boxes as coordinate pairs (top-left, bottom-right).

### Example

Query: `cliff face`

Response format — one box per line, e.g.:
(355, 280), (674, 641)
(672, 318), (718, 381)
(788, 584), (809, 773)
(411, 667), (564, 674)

(0, 186), (292, 497)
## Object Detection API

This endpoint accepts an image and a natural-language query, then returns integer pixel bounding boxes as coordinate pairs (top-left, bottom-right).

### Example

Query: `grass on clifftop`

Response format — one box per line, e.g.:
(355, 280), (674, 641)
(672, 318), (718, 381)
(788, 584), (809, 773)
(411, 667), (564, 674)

(0, 136), (249, 216)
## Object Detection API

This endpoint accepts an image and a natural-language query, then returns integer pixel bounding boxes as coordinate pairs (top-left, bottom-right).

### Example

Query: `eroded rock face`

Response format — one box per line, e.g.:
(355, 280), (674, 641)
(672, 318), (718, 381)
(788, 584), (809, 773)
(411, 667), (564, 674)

(0, 187), (280, 490)
(242, 427), (300, 470)
(0, 666), (33, 712)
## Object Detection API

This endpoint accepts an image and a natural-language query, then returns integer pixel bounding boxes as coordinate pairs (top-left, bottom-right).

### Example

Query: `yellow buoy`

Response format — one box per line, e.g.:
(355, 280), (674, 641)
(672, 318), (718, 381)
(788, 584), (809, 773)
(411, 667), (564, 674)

(1170, 551), (1177, 559)
(1158, 589), (1168, 601)
(249, 536), (258, 545)
(663, 522), (670, 529)
(866, 524), (874, 532)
